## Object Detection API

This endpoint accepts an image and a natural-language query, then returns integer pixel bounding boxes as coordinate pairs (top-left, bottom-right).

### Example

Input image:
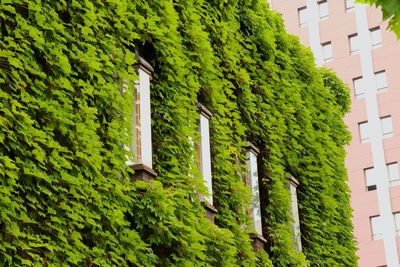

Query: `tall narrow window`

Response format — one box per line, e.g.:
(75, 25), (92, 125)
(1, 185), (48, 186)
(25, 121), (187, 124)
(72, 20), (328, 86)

(349, 34), (360, 54)
(370, 27), (382, 48)
(364, 167), (376, 191)
(358, 121), (369, 143)
(136, 58), (153, 168)
(318, 0), (329, 20)
(127, 56), (155, 180)
(370, 215), (383, 240)
(246, 144), (262, 236)
(322, 42), (333, 62)
(353, 76), (364, 98)
(345, 0), (355, 10)
(298, 7), (308, 27)
(387, 162), (400, 186)
(375, 71), (388, 91)
(197, 103), (213, 205)
(288, 176), (302, 251)
(394, 212), (400, 235)
(381, 116), (393, 138)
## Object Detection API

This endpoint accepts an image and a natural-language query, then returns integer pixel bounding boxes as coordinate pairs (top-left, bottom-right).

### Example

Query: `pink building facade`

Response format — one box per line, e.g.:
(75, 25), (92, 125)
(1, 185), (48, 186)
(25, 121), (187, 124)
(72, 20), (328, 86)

(269, 1), (400, 266)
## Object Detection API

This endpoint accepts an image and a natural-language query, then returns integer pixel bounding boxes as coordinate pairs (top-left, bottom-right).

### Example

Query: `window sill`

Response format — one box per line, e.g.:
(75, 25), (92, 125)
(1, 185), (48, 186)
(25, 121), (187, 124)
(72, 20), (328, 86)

(360, 139), (370, 144)
(129, 163), (158, 181)
(249, 233), (267, 252)
(202, 202), (218, 223)
(372, 235), (383, 241)
(383, 133), (394, 139)
(355, 94), (365, 99)
(377, 87), (388, 94)
(390, 180), (400, 187)
(319, 16), (329, 22)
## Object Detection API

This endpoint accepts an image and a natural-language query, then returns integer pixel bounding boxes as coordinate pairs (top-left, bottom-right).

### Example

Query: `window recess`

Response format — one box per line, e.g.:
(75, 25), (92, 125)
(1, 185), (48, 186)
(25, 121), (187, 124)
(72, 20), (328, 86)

(322, 42), (333, 63)
(196, 103), (218, 222)
(126, 56), (157, 180)
(370, 27), (382, 48)
(370, 215), (383, 240)
(287, 176), (302, 251)
(381, 116), (393, 138)
(387, 162), (400, 186)
(298, 7), (308, 27)
(349, 34), (360, 54)
(318, 0), (329, 20)
(358, 121), (369, 143)
(245, 143), (267, 251)
(375, 70), (388, 92)
(364, 167), (376, 191)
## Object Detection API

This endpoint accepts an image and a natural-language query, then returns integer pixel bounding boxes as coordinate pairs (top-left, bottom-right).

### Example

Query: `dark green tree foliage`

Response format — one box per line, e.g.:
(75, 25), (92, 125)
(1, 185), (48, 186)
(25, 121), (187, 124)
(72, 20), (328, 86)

(0, 0), (357, 266)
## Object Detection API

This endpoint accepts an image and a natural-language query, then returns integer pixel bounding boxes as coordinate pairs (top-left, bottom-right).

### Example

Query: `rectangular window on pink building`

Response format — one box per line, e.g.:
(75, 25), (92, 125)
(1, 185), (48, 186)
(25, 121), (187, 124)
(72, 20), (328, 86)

(381, 116), (393, 138)
(370, 215), (383, 240)
(375, 70), (388, 91)
(318, 0), (329, 20)
(353, 76), (364, 98)
(345, 0), (355, 10)
(364, 167), (376, 191)
(322, 42), (333, 62)
(298, 7), (308, 27)
(394, 212), (400, 235)
(349, 34), (360, 54)
(370, 27), (382, 48)
(358, 121), (369, 143)
(387, 162), (400, 186)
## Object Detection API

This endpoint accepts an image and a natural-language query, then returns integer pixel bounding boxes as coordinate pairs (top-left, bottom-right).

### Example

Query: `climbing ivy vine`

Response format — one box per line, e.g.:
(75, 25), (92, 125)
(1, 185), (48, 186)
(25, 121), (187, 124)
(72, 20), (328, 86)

(0, 0), (357, 266)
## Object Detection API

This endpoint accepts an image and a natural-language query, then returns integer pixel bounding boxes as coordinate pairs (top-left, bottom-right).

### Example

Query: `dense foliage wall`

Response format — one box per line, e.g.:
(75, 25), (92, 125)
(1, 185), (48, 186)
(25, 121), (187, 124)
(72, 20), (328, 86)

(0, 0), (357, 266)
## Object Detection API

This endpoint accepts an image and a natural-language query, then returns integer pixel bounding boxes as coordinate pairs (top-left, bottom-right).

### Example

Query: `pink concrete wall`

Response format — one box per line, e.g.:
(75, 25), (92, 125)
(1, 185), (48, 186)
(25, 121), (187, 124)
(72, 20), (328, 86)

(272, 0), (400, 265)
(271, 0), (309, 47)
(391, 187), (400, 212)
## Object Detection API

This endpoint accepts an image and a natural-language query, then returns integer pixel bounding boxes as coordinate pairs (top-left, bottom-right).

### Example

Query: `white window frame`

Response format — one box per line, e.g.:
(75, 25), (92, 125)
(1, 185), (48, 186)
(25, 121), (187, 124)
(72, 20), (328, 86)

(349, 34), (360, 54)
(288, 176), (302, 251)
(387, 162), (400, 186)
(370, 27), (382, 48)
(318, 0), (329, 20)
(345, 0), (355, 11)
(322, 42), (333, 63)
(246, 144), (263, 236)
(197, 103), (213, 205)
(298, 7), (308, 27)
(358, 121), (369, 143)
(381, 116), (393, 138)
(370, 215), (383, 240)
(394, 212), (400, 235)
(375, 70), (388, 92)
(364, 167), (376, 191)
(353, 76), (364, 98)
(126, 57), (154, 168)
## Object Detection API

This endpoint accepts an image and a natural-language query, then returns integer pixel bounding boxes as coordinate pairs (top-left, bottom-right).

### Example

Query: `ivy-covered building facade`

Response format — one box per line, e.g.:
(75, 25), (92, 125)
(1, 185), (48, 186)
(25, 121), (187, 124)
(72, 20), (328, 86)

(0, 0), (357, 266)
